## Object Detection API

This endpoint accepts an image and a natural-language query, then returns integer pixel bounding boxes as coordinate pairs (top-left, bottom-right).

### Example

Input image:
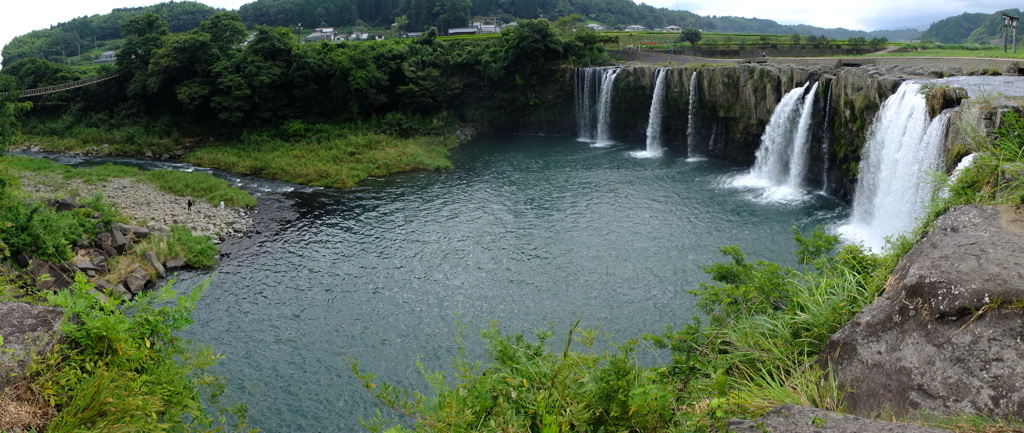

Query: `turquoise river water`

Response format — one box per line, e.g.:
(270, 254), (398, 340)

(32, 135), (848, 432)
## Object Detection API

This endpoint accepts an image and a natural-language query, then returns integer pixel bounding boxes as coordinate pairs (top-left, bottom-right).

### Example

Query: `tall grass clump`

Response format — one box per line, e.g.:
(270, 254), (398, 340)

(32, 277), (253, 433)
(185, 131), (455, 189)
(943, 110), (1024, 206)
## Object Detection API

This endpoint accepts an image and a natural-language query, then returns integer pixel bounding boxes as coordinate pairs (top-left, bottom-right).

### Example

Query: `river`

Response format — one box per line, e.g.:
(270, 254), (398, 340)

(14, 135), (846, 431)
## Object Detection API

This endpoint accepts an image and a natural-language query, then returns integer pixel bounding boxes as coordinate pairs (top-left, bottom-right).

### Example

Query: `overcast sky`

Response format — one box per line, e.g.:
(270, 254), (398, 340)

(1, 0), (1022, 65)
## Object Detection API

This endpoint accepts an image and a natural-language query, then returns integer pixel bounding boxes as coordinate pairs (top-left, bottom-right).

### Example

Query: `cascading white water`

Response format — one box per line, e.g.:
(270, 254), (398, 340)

(786, 82), (820, 189)
(941, 153), (977, 198)
(594, 68), (620, 146)
(634, 68), (668, 158)
(730, 83), (817, 201)
(574, 67), (620, 146)
(821, 82), (833, 192)
(686, 70), (703, 159)
(576, 68), (597, 141)
(839, 82), (950, 251)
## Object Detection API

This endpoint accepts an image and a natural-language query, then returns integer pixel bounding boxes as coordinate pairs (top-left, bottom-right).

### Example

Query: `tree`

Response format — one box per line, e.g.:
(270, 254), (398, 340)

(848, 36), (867, 49)
(119, 13), (170, 98)
(790, 33), (801, 46)
(679, 27), (701, 46)
(434, 0), (472, 34)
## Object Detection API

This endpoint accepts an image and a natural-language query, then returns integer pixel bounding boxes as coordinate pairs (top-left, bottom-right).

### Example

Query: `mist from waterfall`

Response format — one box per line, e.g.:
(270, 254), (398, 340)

(838, 82), (950, 251)
(729, 82), (818, 203)
(632, 68), (668, 158)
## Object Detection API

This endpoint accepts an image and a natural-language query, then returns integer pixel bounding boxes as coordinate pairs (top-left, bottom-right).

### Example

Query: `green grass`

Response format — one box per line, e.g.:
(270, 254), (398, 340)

(184, 133), (455, 189)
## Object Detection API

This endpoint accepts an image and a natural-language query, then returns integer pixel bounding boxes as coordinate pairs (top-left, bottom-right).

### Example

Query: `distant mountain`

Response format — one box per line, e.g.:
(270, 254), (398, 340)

(920, 12), (988, 43)
(708, 16), (921, 41)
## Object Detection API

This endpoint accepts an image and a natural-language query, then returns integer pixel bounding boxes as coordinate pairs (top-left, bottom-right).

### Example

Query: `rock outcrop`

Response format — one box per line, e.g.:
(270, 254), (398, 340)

(729, 405), (952, 433)
(0, 303), (64, 388)
(820, 204), (1024, 419)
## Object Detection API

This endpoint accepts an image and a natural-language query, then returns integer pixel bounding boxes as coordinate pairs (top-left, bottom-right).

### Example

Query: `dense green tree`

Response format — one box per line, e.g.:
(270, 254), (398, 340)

(434, 0), (472, 33)
(679, 27), (702, 46)
(119, 12), (170, 98)
(0, 99), (33, 146)
(499, 19), (563, 84)
(1, 57), (77, 89)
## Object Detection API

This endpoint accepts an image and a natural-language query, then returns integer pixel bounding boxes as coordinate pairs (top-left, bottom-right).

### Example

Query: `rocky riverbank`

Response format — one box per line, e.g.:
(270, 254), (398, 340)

(17, 174), (253, 241)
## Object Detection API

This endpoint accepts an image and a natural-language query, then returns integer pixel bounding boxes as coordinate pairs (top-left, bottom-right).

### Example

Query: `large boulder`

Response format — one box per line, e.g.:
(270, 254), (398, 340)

(729, 405), (952, 433)
(821, 204), (1024, 418)
(0, 302), (64, 387)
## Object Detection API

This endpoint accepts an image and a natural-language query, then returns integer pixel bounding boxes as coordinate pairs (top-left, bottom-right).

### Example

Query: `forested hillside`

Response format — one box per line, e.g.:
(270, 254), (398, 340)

(237, 0), (711, 31)
(966, 9), (1023, 44)
(0, 2), (222, 67)
(920, 12), (987, 43)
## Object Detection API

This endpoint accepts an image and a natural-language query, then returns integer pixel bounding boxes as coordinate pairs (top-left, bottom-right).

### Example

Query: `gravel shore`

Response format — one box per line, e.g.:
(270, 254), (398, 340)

(17, 174), (254, 241)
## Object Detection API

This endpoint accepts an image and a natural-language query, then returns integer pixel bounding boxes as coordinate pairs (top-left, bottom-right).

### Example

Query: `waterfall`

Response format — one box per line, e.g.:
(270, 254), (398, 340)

(574, 67), (620, 146)
(786, 82), (820, 189)
(686, 70), (704, 160)
(730, 82), (817, 201)
(839, 82), (950, 251)
(576, 68), (597, 141)
(821, 82), (833, 192)
(633, 68), (667, 158)
(594, 68), (620, 146)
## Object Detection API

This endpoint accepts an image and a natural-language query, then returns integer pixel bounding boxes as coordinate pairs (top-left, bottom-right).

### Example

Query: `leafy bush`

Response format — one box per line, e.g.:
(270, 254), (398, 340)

(35, 276), (252, 432)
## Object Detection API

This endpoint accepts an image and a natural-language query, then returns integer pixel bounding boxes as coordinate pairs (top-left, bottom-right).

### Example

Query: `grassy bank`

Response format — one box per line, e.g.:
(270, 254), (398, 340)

(16, 116), (459, 190)
(184, 132), (455, 189)
(0, 158), (250, 432)
(2, 155), (255, 207)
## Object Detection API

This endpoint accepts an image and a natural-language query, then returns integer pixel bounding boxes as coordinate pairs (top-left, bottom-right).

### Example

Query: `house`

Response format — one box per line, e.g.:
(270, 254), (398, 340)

(350, 32), (370, 40)
(93, 51), (116, 64)
(625, 25), (646, 31)
(586, 23), (605, 31)
(664, 25), (681, 32)
(304, 27), (339, 42)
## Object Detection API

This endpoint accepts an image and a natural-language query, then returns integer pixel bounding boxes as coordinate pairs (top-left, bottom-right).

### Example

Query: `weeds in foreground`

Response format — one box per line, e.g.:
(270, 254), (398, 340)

(30, 276), (254, 433)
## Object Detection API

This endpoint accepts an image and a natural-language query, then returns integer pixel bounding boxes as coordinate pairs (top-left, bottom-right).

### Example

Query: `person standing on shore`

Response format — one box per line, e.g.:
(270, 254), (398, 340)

(187, 198), (193, 212)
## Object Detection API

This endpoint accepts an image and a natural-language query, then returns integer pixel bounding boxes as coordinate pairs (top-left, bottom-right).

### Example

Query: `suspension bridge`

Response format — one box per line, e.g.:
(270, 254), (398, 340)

(0, 72), (119, 98)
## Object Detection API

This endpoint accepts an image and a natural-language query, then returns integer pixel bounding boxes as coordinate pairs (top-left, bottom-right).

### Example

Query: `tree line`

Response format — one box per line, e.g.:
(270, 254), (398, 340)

(0, 11), (612, 141)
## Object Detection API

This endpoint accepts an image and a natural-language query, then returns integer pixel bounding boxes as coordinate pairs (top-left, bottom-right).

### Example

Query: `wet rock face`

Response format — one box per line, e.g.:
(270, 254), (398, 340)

(821, 205), (1024, 419)
(0, 302), (64, 388)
